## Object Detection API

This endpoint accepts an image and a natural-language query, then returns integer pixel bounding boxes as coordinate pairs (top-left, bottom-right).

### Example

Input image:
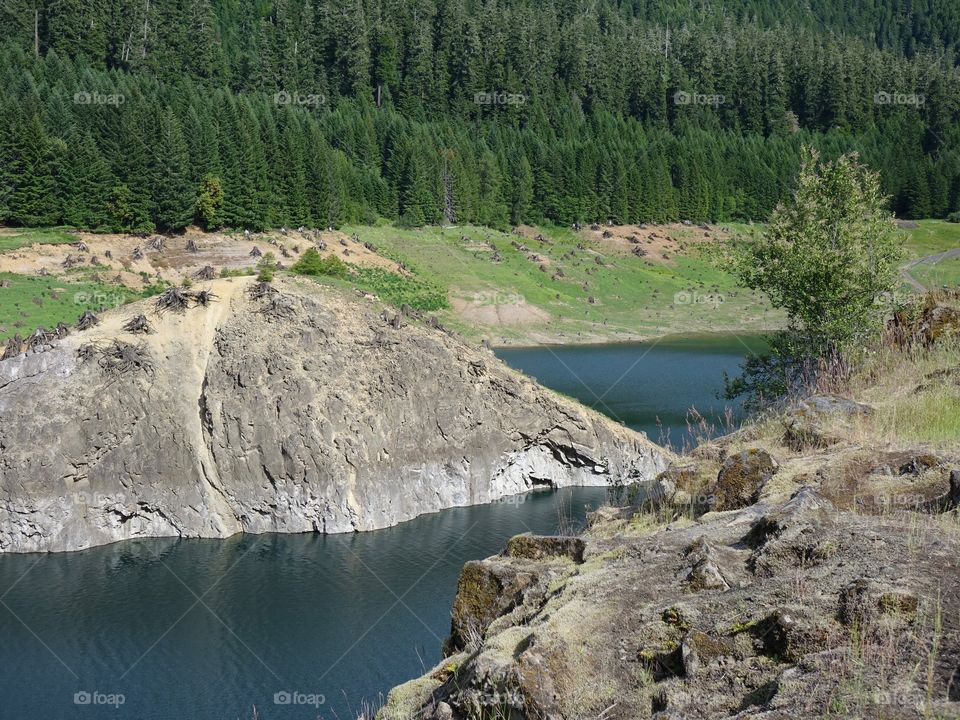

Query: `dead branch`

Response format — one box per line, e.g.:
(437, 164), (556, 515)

(97, 340), (154, 377)
(2, 334), (24, 360)
(76, 311), (100, 331)
(248, 281), (277, 300)
(190, 290), (218, 307)
(155, 287), (191, 314)
(122, 314), (153, 334)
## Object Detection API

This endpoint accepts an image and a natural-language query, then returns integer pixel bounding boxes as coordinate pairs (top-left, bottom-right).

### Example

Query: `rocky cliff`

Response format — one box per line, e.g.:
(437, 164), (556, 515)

(0, 276), (670, 553)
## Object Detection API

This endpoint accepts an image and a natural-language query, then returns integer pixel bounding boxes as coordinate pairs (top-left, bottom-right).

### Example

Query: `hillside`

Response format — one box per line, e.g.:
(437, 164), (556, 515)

(3, 220), (959, 348)
(1, 1), (959, 237)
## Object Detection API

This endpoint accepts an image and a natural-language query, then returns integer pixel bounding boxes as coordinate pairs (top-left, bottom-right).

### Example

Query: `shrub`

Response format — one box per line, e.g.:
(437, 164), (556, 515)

(256, 252), (277, 282)
(290, 248), (348, 278)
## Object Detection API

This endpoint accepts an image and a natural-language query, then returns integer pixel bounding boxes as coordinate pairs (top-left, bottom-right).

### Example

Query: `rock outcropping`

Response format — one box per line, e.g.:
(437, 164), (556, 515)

(0, 277), (670, 553)
(380, 485), (960, 720)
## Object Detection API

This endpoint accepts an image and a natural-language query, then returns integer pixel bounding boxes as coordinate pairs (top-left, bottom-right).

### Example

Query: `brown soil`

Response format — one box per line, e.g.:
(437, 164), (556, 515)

(580, 222), (731, 262)
(0, 227), (404, 289)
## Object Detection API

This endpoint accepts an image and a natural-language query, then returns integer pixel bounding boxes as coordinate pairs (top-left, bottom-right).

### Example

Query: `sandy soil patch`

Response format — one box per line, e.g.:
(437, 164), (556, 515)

(580, 222), (731, 262)
(0, 227), (404, 289)
(452, 296), (552, 326)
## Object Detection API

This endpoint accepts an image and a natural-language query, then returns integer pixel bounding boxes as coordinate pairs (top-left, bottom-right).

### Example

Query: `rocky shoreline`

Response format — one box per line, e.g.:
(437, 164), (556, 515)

(380, 397), (960, 720)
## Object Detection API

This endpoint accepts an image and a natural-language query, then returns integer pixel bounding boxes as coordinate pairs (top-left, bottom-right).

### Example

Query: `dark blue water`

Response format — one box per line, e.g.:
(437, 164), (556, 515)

(496, 334), (763, 448)
(0, 487), (607, 720)
(0, 335), (755, 719)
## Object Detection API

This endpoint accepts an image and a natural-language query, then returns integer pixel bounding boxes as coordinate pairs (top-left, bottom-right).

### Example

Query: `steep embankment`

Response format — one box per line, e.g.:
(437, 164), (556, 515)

(0, 276), (671, 553)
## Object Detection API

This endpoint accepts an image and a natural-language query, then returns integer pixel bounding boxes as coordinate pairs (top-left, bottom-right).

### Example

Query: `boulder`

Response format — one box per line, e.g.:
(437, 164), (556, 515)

(682, 536), (730, 591)
(748, 486), (836, 575)
(918, 303), (960, 346)
(504, 533), (585, 563)
(756, 606), (835, 663)
(447, 560), (540, 653)
(782, 395), (873, 450)
(711, 449), (778, 511)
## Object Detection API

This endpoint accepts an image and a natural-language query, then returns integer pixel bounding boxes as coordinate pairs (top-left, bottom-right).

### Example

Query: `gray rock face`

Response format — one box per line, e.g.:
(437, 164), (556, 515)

(0, 278), (671, 553)
(782, 394), (873, 449)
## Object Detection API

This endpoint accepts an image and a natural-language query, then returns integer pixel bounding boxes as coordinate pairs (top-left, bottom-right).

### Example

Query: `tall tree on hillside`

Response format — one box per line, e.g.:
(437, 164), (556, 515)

(8, 113), (61, 226)
(727, 148), (902, 402)
(46, 0), (108, 66)
(150, 109), (193, 230)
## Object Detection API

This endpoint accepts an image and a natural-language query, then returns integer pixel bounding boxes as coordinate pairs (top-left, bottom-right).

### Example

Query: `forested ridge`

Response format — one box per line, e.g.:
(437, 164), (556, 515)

(1, 0), (958, 232)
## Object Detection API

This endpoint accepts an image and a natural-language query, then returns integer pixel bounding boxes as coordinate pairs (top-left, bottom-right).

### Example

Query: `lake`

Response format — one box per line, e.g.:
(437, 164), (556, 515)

(496, 334), (763, 449)
(0, 334), (758, 719)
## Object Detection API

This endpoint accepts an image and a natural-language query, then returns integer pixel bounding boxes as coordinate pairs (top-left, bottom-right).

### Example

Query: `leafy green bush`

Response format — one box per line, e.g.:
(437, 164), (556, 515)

(290, 248), (348, 278)
(948, 212), (960, 224)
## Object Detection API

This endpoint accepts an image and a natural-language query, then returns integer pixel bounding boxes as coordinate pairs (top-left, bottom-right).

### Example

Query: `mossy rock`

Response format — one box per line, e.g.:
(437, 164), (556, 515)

(504, 533), (585, 563)
(782, 395), (872, 450)
(755, 607), (835, 663)
(712, 449), (778, 511)
(446, 561), (539, 653)
(681, 630), (738, 677)
(919, 302), (960, 345)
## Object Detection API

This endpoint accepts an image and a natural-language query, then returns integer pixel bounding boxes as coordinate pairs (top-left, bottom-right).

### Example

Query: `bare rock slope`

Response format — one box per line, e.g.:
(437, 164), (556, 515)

(381, 486), (960, 720)
(0, 277), (670, 553)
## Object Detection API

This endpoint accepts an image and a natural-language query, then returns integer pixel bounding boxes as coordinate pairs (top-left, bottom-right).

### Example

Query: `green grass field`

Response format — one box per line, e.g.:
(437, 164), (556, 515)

(900, 220), (960, 258)
(0, 227), (77, 253)
(0, 272), (138, 343)
(341, 223), (780, 342)
(898, 220), (960, 290)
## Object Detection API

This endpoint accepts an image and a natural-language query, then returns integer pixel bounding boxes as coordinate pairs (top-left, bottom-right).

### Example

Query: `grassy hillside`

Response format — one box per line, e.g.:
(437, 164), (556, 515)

(1, 220), (958, 347)
(342, 223), (778, 344)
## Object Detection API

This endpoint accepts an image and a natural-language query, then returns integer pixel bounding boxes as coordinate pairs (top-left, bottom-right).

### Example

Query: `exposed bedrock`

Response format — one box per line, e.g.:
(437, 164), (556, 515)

(0, 277), (671, 552)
